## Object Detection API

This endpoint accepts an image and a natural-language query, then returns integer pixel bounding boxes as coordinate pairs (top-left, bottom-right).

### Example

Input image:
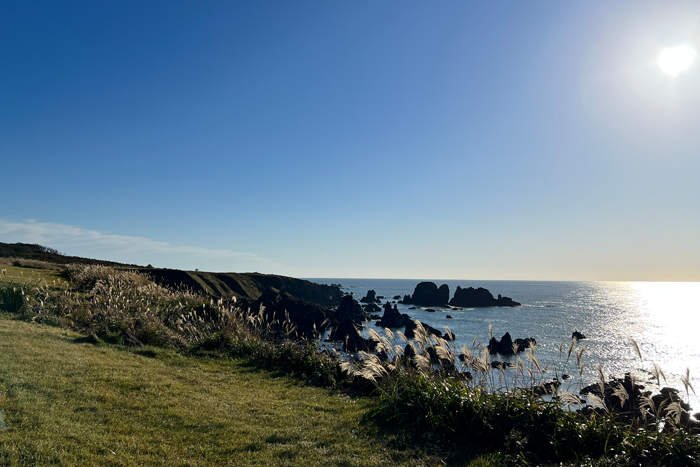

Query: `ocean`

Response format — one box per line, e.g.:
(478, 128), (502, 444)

(307, 279), (700, 400)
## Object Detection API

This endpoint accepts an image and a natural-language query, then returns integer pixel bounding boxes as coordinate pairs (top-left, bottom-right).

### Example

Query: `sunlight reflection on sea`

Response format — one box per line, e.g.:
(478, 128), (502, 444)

(309, 279), (700, 405)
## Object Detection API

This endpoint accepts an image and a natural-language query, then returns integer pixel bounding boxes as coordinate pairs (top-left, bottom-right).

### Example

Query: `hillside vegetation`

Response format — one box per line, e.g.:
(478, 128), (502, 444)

(0, 242), (341, 307)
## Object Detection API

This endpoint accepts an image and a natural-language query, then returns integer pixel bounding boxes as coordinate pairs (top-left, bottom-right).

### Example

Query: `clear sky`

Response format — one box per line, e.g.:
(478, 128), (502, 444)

(1, 1), (699, 281)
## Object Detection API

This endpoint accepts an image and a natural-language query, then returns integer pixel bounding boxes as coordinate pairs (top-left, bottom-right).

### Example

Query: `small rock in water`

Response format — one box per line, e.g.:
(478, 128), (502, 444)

(572, 331), (586, 340)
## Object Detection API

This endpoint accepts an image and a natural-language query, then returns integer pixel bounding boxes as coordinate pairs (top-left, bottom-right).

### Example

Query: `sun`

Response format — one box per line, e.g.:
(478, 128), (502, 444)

(658, 45), (697, 76)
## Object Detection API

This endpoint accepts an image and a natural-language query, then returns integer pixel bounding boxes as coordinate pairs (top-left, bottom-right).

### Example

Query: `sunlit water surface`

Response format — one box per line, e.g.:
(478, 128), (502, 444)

(308, 279), (700, 403)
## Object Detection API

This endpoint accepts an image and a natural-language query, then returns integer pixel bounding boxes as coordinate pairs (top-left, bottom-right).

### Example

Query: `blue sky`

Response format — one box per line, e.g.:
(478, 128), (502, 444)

(1, 1), (699, 280)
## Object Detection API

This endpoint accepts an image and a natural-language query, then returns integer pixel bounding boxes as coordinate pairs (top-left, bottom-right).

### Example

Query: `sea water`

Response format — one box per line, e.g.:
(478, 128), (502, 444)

(307, 279), (700, 402)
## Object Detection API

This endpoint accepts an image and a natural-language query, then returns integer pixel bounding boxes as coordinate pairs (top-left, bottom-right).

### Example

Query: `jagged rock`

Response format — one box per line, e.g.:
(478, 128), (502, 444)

(377, 301), (410, 328)
(491, 361), (509, 370)
(578, 373), (699, 431)
(446, 315), (453, 319)
(533, 380), (561, 396)
(363, 303), (381, 313)
(496, 293), (520, 307)
(404, 343), (417, 360)
(404, 320), (443, 339)
(449, 286), (521, 307)
(359, 290), (380, 304)
(402, 282), (450, 307)
(514, 337), (536, 352)
(329, 319), (373, 352)
(444, 329), (456, 341)
(393, 295), (402, 300)
(572, 331), (587, 340)
(336, 295), (367, 323)
(487, 332), (535, 354)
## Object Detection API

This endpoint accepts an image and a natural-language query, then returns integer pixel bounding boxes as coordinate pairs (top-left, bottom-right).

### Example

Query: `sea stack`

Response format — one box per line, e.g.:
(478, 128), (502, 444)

(449, 286), (521, 307)
(401, 282), (450, 307)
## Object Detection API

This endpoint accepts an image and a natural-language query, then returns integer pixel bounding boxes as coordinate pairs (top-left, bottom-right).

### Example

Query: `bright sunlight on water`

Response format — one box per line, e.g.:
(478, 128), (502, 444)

(313, 279), (700, 406)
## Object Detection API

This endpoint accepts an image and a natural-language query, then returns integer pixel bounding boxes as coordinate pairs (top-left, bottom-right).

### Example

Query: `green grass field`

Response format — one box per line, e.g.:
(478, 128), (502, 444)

(0, 318), (438, 466)
(0, 261), (65, 287)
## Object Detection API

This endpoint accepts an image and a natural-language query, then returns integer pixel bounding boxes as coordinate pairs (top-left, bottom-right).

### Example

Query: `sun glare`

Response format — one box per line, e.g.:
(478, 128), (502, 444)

(658, 45), (696, 76)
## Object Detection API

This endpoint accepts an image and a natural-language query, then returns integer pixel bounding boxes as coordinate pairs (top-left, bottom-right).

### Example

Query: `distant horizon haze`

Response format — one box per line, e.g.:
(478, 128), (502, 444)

(1, 218), (697, 282)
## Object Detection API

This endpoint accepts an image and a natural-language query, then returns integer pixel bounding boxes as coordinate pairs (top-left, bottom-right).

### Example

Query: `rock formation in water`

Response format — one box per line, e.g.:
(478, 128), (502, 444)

(579, 374), (700, 431)
(359, 289), (380, 304)
(377, 301), (409, 328)
(487, 332), (536, 355)
(336, 295), (367, 323)
(404, 320), (443, 339)
(401, 282), (450, 307)
(329, 319), (375, 352)
(572, 331), (586, 340)
(449, 286), (521, 307)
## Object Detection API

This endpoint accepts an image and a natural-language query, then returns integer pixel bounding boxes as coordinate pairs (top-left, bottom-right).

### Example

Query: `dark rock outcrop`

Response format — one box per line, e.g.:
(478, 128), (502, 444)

(377, 301), (411, 328)
(533, 380), (561, 396)
(579, 374), (699, 431)
(359, 290), (380, 304)
(487, 332), (536, 354)
(404, 320), (443, 339)
(336, 295), (367, 323)
(363, 303), (381, 313)
(449, 286), (521, 308)
(401, 282), (450, 307)
(329, 319), (374, 352)
(249, 288), (332, 339)
(491, 361), (509, 370)
(393, 295), (402, 300)
(572, 331), (586, 340)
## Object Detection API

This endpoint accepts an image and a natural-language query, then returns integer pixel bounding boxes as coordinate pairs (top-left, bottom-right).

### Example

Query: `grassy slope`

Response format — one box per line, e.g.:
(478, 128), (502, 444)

(0, 319), (430, 467)
(0, 242), (342, 307)
(0, 263), (65, 287)
(142, 269), (342, 307)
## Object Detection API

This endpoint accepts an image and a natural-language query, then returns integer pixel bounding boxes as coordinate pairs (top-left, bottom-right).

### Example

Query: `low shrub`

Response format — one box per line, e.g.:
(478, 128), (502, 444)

(0, 283), (26, 314)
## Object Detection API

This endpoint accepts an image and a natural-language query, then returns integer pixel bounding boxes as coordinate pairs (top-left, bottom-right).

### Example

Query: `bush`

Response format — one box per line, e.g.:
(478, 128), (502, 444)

(0, 283), (26, 314)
